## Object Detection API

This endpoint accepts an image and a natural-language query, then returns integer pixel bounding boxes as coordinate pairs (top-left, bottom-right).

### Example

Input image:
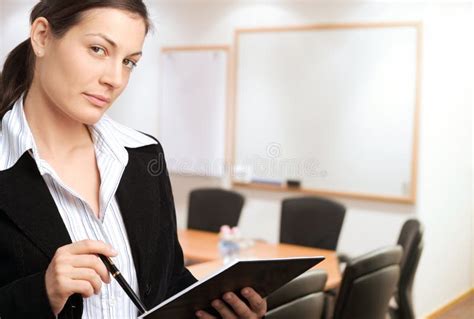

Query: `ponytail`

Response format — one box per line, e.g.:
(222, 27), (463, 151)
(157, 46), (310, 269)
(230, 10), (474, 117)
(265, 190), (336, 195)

(0, 39), (35, 120)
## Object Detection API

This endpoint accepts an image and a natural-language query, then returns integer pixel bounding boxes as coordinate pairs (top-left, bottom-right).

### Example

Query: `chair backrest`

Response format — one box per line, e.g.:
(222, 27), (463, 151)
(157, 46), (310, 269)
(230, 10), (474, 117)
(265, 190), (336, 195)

(266, 269), (327, 319)
(280, 196), (346, 250)
(395, 219), (424, 319)
(187, 188), (244, 232)
(333, 245), (403, 319)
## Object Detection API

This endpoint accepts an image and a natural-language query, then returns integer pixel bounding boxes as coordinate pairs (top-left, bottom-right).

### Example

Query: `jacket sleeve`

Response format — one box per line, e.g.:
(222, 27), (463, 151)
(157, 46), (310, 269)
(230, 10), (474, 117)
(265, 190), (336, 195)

(0, 270), (55, 319)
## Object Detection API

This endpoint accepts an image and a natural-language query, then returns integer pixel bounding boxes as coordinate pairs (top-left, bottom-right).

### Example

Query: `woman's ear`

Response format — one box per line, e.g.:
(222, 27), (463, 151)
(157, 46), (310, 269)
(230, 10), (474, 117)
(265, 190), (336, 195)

(30, 17), (51, 58)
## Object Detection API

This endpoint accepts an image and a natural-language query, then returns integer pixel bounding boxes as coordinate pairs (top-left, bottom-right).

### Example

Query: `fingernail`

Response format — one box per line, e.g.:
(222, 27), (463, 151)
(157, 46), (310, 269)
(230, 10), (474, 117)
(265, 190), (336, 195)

(196, 310), (203, 317)
(242, 288), (250, 295)
(224, 293), (232, 301)
(212, 300), (221, 307)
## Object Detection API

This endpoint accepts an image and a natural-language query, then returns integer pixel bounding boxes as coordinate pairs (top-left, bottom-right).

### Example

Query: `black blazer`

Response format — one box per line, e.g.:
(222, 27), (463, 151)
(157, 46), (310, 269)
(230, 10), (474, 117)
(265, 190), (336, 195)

(0, 141), (197, 318)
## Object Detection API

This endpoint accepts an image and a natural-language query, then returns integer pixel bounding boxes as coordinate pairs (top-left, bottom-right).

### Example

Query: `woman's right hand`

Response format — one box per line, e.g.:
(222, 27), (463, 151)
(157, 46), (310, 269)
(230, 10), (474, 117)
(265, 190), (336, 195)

(45, 239), (118, 315)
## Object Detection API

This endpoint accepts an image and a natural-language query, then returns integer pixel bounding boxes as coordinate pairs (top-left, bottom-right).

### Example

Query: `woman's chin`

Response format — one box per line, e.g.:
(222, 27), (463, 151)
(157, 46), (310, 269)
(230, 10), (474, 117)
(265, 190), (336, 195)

(73, 108), (107, 126)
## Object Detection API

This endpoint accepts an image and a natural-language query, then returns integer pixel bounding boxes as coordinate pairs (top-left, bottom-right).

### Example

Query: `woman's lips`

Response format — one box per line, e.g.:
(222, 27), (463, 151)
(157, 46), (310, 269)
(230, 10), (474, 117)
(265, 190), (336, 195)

(82, 93), (110, 107)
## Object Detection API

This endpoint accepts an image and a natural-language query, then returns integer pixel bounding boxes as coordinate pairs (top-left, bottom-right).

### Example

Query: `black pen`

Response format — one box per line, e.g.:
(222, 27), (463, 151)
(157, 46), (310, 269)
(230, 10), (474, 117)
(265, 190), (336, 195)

(98, 254), (147, 314)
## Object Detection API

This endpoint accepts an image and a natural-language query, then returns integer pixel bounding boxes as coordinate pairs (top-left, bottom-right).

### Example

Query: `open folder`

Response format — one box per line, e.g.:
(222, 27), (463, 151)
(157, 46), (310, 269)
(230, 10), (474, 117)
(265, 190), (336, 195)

(139, 256), (325, 319)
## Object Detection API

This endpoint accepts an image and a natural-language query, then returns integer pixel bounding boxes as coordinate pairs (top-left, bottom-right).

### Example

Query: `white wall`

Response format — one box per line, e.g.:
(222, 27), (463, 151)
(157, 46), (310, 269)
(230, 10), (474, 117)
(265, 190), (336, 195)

(1, 0), (472, 317)
(0, 1), (36, 63)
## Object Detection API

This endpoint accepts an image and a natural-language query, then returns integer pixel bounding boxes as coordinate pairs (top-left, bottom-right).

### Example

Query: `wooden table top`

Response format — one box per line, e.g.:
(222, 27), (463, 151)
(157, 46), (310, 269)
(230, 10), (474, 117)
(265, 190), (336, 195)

(178, 229), (341, 290)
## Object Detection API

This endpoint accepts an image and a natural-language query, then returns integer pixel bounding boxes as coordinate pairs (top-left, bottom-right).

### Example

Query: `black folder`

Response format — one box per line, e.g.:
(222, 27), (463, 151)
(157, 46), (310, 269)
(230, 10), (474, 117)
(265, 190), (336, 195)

(139, 256), (325, 319)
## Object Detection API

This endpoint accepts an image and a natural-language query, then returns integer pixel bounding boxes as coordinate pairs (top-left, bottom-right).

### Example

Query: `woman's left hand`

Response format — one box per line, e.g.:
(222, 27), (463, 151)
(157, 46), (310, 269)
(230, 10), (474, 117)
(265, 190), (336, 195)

(196, 287), (267, 319)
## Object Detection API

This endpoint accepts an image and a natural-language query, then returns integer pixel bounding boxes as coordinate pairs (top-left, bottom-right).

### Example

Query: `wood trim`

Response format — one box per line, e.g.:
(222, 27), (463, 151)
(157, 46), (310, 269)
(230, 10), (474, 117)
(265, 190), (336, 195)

(233, 182), (415, 204)
(225, 45), (235, 179)
(229, 30), (240, 182)
(235, 21), (422, 34)
(424, 288), (474, 319)
(231, 22), (422, 204)
(161, 45), (229, 52)
(410, 22), (423, 201)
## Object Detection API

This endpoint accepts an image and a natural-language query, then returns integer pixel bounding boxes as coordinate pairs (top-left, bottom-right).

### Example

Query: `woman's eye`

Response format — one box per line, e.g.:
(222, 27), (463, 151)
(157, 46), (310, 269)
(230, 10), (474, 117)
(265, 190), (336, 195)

(123, 59), (137, 70)
(90, 46), (106, 56)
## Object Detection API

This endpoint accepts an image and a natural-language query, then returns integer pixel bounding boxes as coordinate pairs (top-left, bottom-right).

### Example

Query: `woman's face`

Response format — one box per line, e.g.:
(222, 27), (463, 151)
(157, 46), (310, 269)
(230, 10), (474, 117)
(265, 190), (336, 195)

(34, 8), (147, 125)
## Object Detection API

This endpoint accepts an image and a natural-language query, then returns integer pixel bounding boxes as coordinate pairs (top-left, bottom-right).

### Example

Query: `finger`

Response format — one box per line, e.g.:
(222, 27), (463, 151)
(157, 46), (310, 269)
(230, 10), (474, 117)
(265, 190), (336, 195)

(222, 292), (254, 318)
(64, 240), (117, 257)
(70, 255), (110, 283)
(66, 278), (95, 298)
(211, 299), (238, 319)
(242, 287), (267, 316)
(70, 268), (102, 295)
(195, 310), (217, 319)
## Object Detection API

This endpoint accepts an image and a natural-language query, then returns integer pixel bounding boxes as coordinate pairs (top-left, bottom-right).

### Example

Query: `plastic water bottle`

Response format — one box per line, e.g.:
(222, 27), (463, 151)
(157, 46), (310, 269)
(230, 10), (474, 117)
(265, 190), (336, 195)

(218, 225), (240, 264)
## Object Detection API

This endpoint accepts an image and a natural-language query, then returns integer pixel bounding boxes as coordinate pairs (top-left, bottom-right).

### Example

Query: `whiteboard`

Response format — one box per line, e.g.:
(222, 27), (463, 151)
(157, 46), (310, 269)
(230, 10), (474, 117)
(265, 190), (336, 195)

(233, 24), (420, 202)
(159, 49), (228, 177)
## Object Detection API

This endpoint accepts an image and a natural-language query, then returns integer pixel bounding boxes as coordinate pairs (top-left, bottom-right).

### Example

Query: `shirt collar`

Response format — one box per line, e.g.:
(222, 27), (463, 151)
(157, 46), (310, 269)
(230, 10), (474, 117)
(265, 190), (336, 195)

(0, 95), (38, 171)
(0, 95), (157, 172)
(88, 113), (158, 167)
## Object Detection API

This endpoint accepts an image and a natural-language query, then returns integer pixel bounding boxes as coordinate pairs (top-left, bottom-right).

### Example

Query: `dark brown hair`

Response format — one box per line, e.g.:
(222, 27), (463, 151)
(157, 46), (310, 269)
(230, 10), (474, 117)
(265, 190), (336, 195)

(0, 0), (151, 120)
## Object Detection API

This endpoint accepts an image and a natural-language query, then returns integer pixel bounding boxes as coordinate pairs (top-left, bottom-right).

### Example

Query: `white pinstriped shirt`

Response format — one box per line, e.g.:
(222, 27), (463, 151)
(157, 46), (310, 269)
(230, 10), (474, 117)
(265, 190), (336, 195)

(0, 96), (157, 318)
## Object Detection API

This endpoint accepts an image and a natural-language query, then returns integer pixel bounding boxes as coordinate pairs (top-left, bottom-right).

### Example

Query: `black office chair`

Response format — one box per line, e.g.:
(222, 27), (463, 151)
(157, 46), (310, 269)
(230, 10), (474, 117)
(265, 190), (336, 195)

(266, 269), (327, 319)
(390, 219), (424, 319)
(330, 245), (403, 319)
(187, 188), (244, 232)
(280, 196), (346, 250)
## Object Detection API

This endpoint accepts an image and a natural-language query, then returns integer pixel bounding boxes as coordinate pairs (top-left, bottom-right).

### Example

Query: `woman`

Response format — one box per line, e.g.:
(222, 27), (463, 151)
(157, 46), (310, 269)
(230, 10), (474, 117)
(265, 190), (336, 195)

(0, 1), (267, 318)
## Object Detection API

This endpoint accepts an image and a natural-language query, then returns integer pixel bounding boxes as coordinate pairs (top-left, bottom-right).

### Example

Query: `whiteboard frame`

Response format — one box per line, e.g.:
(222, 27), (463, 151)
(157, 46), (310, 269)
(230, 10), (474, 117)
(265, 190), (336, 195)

(230, 22), (422, 204)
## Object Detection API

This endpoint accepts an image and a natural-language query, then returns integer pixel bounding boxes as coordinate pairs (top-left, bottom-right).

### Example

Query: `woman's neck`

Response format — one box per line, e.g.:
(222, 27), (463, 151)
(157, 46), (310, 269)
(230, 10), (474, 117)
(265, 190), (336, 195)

(23, 84), (93, 160)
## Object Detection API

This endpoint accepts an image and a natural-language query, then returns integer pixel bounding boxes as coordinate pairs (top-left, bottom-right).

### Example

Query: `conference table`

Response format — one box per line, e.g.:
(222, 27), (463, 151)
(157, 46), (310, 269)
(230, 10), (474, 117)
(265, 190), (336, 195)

(178, 229), (342, 290)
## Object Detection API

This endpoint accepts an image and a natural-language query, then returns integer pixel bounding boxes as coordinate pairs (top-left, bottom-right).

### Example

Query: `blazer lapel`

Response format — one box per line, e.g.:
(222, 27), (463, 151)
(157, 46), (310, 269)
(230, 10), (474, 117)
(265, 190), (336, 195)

(0, 152), (72, 259)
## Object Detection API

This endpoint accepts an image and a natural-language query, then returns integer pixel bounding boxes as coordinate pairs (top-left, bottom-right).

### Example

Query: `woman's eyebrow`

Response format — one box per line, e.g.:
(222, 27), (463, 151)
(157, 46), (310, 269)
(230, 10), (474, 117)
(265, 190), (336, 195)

(85, 33), (142, 57)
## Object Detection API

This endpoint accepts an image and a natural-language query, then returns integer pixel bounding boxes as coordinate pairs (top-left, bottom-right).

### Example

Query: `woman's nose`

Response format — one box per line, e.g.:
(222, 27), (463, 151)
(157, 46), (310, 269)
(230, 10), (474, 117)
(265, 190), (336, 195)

(100, 61), (124, 89)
